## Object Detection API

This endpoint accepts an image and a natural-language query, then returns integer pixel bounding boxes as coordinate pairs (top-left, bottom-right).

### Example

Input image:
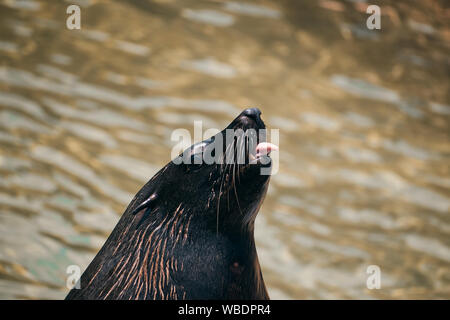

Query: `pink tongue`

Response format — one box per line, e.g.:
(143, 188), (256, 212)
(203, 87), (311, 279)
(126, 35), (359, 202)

(255, 142), (278, 157)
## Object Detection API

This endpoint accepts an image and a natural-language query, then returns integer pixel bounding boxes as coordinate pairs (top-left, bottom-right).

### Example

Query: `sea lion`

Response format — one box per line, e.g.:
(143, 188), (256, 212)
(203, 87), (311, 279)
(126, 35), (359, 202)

(65, 107), (277, 300)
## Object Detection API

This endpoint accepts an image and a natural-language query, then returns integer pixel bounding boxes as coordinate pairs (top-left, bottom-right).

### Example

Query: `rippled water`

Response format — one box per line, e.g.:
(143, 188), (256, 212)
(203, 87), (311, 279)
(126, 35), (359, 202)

(0, 0), (449, 299)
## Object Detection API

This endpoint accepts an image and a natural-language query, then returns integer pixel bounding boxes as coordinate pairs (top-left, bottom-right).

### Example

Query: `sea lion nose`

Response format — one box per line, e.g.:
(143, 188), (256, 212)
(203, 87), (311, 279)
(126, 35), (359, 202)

(242, 107), (262, 121)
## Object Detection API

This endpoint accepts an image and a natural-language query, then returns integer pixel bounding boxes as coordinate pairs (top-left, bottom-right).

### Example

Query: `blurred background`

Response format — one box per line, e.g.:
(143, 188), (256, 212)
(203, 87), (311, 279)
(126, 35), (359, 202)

(0, 0), (449, 299)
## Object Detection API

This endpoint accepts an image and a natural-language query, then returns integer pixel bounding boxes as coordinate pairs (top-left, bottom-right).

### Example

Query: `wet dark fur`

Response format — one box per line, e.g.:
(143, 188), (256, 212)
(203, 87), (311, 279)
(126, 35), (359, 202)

(66, 108), (272, 300)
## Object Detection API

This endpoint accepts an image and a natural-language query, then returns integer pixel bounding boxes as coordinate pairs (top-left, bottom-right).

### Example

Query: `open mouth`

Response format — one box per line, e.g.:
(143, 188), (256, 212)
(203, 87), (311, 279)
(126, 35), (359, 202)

(249, 142), (279, 164)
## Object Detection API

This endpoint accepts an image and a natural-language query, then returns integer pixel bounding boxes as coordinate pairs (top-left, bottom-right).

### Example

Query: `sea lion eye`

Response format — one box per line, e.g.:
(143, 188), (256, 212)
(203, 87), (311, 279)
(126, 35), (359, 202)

(190, 142), (206, 162)
(182, 142), (205, 172)
(190, 152), (203, 165)
(184, 153), (204, 173)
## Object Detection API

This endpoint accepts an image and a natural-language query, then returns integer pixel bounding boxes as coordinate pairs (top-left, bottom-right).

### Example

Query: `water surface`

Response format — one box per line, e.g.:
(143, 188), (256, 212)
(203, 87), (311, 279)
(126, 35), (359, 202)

(0, 0), (449, 299)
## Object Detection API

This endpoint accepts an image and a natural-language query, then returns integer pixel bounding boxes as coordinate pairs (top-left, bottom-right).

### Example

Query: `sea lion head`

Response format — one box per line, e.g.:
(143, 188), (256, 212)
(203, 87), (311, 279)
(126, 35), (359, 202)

(148, 107), (276, 234)
(66, 108), (276, 300)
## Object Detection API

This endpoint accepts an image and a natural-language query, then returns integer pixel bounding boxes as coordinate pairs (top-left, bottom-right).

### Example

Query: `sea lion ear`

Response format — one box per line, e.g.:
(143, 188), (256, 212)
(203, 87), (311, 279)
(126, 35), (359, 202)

(131, 193), (157, 215)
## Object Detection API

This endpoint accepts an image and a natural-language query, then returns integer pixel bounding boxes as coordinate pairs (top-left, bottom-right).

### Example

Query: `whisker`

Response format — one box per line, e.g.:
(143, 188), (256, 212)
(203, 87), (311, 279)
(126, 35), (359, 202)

(216, 162), (228, 235)
(233, 162), (243, 216)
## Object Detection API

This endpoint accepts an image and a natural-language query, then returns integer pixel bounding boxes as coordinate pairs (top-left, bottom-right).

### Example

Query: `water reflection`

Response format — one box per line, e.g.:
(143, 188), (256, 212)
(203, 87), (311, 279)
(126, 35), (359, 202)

(0, 0), (449, 300)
